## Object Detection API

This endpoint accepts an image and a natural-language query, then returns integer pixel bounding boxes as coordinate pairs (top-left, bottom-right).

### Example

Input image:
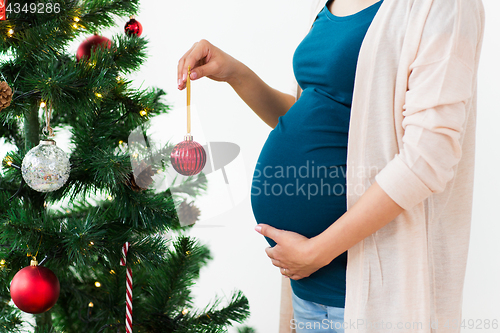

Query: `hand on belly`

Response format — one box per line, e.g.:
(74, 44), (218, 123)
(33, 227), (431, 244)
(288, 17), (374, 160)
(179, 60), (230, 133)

(255, 224), (327, 280)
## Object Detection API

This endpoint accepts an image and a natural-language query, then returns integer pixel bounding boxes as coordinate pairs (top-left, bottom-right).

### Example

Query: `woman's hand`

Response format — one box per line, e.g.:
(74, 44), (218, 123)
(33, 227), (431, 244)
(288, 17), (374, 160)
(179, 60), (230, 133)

(177, 39), (295, 128)
(255, 224), (328, 280)
(177, 39), (242, 90)
(255, 182), (404, 282)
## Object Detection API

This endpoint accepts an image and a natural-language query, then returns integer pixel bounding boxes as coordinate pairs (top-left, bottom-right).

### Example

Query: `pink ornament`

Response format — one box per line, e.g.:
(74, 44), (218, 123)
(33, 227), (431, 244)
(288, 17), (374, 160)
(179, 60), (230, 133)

(170, 135), (207, 176)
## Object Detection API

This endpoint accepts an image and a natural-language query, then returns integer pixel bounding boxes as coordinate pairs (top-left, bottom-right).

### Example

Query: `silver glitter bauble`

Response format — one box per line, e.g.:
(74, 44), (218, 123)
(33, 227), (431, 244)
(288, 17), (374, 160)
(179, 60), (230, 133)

(21, 140), (70, 192)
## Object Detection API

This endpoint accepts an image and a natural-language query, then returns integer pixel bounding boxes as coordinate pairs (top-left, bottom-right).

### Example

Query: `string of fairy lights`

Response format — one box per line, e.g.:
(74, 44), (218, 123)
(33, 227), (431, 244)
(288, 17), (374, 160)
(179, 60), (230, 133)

(1, 11), (150, 123)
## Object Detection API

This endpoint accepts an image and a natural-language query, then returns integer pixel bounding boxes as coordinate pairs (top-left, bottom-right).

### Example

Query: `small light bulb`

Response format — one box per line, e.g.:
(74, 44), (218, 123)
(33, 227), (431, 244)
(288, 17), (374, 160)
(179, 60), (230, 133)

(110, 269), (116, 275)
(94, 281), (101, 288)
(73, 23), (78, 29)
(0, 259), (6, 266)
(74, 17), (80, 22)
(89, 241), (94, 246)
(4, 156), (13, 166)
(107, 195), (113, 201)
(88, 302), (94, 308)
(139, 110), (147, 117)
(118, 140), (124, 145)
(116, 76), (121, 81)
(8, 29), (14, 36)
(182, 308), (189, 315)
(40, 101), (46, 108)
(95, 92), (102, 98)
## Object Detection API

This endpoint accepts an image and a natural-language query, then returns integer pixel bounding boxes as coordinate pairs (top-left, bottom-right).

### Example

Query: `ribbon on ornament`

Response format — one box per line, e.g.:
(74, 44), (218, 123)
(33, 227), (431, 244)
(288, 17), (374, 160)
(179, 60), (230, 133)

(120, 242), (133, 333)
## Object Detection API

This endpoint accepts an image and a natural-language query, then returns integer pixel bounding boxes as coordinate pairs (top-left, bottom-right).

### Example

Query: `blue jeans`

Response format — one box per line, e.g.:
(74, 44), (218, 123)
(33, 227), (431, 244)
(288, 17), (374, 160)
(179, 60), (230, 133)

(291, 290), (345, 333)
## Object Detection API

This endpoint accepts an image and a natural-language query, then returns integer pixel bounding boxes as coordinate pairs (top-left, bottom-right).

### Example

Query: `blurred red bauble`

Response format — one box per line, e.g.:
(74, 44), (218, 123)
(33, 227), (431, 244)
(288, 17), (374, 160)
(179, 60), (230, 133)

(124, 17), (143, 37)
(170, 135), (207, 176)
(10, 261), (60, 314)
(76, 33), (112, 62)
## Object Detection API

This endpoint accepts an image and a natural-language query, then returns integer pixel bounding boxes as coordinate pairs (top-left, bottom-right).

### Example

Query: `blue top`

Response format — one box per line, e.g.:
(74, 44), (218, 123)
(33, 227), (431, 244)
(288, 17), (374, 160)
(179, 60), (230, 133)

(251, 0), (383, 307)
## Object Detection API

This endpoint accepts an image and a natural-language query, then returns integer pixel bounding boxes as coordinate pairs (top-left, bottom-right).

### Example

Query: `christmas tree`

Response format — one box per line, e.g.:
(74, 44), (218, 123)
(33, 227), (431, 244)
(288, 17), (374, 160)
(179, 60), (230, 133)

(0, 0), (249, 332)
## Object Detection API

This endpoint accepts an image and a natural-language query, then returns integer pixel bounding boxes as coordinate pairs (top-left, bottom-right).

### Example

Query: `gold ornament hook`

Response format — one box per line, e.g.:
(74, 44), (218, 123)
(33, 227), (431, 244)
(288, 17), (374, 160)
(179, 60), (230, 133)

(187, 66), (191, 136)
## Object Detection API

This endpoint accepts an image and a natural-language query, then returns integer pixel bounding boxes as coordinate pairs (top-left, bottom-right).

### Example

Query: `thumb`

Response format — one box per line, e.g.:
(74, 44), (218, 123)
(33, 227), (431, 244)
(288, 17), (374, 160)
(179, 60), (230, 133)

(255, 224), (283, 243)
(190, 61), (218, 81)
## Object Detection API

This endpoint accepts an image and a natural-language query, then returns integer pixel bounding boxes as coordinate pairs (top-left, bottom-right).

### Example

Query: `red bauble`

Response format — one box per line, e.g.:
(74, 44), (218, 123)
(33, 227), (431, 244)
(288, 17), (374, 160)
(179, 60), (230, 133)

(124, 17), (143, 37)
(10, 262), (60, 314)
(76, 34), (112, 62)
(170, 135), (207, 176)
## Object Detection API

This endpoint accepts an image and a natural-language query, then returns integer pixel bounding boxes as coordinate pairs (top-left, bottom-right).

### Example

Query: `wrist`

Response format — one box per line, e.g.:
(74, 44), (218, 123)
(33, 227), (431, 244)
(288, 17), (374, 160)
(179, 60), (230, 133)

(309, 234), (337, 268)
(226, 60), (249, 88)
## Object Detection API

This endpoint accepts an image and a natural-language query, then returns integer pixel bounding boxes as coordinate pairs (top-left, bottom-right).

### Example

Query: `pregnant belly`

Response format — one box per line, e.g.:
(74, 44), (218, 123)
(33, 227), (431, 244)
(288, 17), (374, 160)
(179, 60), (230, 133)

(251, 130), (347, 246)
(251, 175), (346, 246)
(251, 90), (350, 246)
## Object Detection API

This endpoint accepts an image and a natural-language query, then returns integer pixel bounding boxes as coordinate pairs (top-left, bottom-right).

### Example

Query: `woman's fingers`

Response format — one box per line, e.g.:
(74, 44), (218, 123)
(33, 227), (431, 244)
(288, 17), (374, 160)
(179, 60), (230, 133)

(184, 39), (211, 72)
(177, 42), (198, 87)
(178, 39), (213, 89)
(280, 267), (302, 280)
(177, 39), (237, 89)
(264, 246), (274, 260)
(270, 258), (282, 267)
(190, 60), (219, 82)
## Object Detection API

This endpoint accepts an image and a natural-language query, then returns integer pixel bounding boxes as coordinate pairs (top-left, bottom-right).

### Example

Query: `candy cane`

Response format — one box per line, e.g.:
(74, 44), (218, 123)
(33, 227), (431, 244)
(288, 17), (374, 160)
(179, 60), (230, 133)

(120, 242), (132, 333)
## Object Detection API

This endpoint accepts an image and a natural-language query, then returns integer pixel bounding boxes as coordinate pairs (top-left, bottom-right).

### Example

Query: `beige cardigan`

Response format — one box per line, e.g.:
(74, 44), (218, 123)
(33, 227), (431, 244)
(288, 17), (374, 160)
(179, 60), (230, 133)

(279, 0), (485, 332)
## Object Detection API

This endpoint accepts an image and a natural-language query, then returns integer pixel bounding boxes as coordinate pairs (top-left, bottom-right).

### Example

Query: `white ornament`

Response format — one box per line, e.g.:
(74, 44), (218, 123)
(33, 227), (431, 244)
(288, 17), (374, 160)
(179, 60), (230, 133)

(21, 140), (70, 192)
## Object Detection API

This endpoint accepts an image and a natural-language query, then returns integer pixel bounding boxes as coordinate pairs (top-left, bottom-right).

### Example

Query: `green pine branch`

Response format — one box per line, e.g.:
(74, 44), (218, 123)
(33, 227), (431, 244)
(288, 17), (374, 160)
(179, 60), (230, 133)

(80, 0), (139, 30)
(0, 0), (251, 331)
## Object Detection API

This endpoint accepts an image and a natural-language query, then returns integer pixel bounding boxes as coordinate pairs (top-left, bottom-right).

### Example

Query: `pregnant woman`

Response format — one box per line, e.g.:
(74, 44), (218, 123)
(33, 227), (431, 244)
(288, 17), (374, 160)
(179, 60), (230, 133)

(251, 0), (384, 329)
(177, 0), (485, 332)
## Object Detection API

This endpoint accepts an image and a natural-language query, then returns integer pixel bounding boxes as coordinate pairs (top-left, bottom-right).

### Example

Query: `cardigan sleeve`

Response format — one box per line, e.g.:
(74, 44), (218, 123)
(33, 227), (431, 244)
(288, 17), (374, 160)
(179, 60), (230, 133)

(375, 0), (484, 211)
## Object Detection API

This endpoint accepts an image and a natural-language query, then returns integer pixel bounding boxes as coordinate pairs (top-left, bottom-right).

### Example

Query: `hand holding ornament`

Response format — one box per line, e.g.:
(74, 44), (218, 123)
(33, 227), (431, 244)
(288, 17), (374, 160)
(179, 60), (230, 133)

(177, 39), (244, 89)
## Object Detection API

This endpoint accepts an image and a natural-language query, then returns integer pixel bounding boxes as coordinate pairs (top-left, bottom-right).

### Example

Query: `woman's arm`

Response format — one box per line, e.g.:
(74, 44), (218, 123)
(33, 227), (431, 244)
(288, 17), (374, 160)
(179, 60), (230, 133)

(226, 63), (296, 129)
(177, 39), (296, 128)
(256, 181), (404, 280)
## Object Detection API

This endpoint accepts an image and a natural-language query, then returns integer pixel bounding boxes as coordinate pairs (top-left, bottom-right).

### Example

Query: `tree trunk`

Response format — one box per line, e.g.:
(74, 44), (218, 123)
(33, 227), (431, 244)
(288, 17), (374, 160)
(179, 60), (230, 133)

(24, 102), (40, 151)
(23, 102), (45, 207)
(25, 102), (52, 331)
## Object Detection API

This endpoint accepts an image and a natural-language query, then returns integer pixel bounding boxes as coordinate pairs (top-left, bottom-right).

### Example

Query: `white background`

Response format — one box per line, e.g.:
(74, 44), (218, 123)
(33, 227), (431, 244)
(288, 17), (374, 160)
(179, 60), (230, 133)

(131, 1), (500, 332)
(1, 0), (499, 332)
